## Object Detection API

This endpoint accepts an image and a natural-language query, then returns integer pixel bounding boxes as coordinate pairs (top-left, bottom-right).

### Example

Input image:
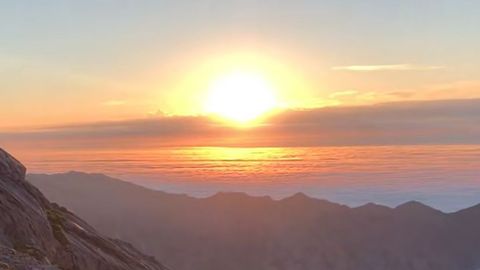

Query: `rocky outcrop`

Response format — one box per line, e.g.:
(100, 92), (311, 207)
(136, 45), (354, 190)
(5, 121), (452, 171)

(0, 148), (169, 270)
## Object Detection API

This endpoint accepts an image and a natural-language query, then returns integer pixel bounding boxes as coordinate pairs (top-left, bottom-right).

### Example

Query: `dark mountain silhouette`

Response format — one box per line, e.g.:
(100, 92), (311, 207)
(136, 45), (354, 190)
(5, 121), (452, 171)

(0, 149), (169, 270)
(28, 171), (480, 270)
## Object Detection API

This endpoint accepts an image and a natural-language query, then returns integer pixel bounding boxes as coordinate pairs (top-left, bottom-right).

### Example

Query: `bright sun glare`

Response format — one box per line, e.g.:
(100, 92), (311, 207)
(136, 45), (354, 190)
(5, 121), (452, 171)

(204, 71), (278, 124)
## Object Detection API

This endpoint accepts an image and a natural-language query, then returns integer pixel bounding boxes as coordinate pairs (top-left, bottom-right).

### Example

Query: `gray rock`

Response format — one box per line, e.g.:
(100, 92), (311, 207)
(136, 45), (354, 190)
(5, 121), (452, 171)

(0, 148), (170, 270)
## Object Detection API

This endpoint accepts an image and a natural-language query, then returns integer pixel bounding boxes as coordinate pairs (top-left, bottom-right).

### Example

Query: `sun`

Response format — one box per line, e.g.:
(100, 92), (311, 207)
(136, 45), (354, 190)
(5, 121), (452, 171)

(204, 71), (278, 124)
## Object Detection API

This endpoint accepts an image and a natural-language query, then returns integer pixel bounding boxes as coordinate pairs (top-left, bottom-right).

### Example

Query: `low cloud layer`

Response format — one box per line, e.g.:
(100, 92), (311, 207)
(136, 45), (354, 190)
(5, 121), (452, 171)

(332, 64), (445, 72)
(2, 98), (480, 151)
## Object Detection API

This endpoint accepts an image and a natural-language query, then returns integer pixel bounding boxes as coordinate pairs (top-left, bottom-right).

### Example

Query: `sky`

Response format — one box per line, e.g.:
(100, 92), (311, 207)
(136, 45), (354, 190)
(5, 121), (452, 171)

(1, 0), (480, 147)
(1, 1), (480, 209)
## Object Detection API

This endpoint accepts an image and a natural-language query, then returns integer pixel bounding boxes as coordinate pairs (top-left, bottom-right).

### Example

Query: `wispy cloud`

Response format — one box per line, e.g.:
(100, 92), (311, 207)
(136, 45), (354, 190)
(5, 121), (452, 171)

(332, 64), (445, 72)
(328, 90), (359, 99)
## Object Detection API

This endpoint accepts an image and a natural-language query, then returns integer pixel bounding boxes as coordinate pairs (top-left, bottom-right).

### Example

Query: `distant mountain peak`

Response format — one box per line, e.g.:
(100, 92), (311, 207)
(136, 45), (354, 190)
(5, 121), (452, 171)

(291, 192), (309, 199)
(395, 200), (443, 214)
(396, 200), (428, 209)
(283, 192), (339, 204)
(281, 192), (311, 202)
(356, 202), (392, 211)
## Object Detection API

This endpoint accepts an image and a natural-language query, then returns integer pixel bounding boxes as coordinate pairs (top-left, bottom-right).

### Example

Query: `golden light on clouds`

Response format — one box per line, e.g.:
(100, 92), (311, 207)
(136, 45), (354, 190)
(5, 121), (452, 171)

(203, 70), (278, 124)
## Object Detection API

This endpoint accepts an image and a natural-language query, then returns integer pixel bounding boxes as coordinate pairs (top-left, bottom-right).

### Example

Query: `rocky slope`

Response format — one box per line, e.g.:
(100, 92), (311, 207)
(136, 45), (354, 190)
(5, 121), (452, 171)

(0, 148), (169, 270)
(29, 171), (480, 270)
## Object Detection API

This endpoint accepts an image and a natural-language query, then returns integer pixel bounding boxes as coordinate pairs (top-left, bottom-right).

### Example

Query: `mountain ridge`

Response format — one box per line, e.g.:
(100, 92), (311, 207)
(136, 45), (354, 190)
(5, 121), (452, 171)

(28, 171), (480, 270)
(30, 171), (455, 212)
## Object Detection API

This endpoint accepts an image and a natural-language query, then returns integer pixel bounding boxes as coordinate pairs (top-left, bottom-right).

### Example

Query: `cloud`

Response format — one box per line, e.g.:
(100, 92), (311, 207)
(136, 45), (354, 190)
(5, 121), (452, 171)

(385, 80), (480, 101)
(332, 64), (445, 72)
(328, 90), (359, 99)
(2, 98), (480, 151)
